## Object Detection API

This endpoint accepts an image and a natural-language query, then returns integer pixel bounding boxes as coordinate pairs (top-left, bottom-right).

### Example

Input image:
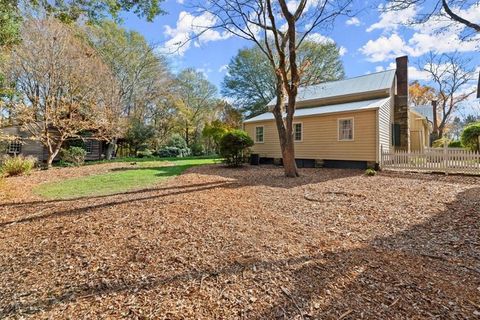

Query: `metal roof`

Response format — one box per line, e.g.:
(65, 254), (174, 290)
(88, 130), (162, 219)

(411, 105), (433, 121)
(267, 69), (396, 106)
(244, 98), (389, 123)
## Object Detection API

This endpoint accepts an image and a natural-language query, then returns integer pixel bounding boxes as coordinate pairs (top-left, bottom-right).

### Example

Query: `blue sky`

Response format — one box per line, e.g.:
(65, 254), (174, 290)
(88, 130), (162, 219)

(120, 0), (479, 110)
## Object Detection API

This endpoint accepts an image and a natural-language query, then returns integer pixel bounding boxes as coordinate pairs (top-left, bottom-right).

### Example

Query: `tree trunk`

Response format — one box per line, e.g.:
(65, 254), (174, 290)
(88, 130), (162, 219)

(106, 138), (116, 160)
(271, 78), (299, 178)
(46, 147), (61, 169)
(281, 136), (298, 177)
(438, 123), (444, 139)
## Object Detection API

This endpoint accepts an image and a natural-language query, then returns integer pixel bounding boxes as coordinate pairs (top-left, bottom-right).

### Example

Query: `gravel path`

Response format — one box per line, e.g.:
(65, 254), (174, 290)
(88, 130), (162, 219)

(0, 164), (479, 319)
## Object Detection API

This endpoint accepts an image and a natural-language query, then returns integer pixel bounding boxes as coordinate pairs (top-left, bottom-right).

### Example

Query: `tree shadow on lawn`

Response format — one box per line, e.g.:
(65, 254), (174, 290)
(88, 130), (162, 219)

(197, 164), (480, 191)
(0, 164), (361, 210)
(0, 164), (216, 208)
(1, 187), (478, 318)
(195, 164), (365, 189)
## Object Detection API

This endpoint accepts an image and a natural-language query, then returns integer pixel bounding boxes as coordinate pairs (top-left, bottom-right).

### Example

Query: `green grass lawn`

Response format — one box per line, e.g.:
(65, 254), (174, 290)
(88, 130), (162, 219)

(34, 158), (219, 200)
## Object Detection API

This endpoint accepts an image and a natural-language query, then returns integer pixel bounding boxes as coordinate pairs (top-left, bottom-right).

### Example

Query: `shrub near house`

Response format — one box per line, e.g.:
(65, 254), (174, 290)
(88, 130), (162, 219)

(1, 155), (36, 176)
(219, 130), (253, 167)
(461, 122), (480, 152)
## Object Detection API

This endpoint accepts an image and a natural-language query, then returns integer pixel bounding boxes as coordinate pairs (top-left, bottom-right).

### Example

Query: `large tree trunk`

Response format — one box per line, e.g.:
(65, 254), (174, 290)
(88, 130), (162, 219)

(106, 138), (116, 160)
(271, 78), (299, 178)
(46, 143), (62, 169)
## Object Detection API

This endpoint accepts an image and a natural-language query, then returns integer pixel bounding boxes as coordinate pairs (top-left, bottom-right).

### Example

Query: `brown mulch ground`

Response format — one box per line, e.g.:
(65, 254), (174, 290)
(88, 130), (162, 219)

(0, 164), (479, 319)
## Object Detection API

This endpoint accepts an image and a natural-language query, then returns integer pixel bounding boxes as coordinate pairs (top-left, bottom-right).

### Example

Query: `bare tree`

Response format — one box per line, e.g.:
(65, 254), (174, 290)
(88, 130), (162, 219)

(7, 19), (120, 167)
(189, 0), (353, 177)
(385, 0), (480, 97)
(387, 0), (479, 32)
(422, 52), (476, 138)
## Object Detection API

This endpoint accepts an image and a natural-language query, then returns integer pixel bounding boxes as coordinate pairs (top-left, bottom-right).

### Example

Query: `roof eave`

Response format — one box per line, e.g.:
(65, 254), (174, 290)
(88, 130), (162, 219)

(243, 106), (381, 124)
(266, 88), (391, 108)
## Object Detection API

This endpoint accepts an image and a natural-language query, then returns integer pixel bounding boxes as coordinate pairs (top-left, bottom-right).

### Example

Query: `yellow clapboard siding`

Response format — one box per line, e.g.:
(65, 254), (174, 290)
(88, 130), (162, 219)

(244, 110), (377, 161)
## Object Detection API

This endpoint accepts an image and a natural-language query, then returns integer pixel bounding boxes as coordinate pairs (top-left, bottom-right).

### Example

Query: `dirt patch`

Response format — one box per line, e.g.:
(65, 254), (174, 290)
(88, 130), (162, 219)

(0, 164), (479, 319)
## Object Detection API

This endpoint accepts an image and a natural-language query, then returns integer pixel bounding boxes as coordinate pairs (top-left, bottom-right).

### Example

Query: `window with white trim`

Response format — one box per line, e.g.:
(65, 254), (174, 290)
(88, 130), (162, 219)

(294, 123), (302, 142)
(338, 118), (354, 141)
(8, 141), (21, 154)
(255, 126), (264, 143)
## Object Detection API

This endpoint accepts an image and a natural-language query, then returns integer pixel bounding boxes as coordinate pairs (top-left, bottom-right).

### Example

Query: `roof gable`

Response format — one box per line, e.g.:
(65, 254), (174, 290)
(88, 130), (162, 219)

(244, 98), (389, 123)
(411, 105), (434, 121)
(267, 69), (396, 106)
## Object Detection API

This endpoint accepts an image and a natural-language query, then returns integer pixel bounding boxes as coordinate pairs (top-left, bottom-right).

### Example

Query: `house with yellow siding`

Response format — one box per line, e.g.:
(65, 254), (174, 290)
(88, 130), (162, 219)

(243, 56), (431, 169)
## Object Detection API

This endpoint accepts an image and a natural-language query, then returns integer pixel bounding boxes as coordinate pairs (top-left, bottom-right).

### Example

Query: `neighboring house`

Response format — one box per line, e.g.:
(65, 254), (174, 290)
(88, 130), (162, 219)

(410, 104), (435, 149)
(243, 56), (431, 169)
(0, 124), (107, 162)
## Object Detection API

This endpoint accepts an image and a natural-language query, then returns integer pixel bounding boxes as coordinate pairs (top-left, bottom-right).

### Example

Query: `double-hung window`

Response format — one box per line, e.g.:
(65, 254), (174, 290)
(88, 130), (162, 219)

(294, 123), (302, 142)
(8, 141), (21, 154)
(338, 118), (354, 141)
(85, 140), (93, 154)
(255, 126), (264, 143)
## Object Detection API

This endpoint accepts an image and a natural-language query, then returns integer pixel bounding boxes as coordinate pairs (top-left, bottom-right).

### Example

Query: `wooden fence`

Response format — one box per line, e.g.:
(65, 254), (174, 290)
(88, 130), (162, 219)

(381, 145), (480, 175)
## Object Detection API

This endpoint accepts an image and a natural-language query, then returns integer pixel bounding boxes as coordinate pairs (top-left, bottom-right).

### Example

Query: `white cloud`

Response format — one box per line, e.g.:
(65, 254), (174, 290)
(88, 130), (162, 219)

(305, 33), (334, 44)
(373, 62), (430, 81)
(408, 66), (431, 81)
(362, 3), (480, 62)
(346, 17), (360, 26)
(367, 4), (417, 32)
(360, 34), (409, 62)
(305, 32), (346, 56)
(161, 11), (231, 56)
(218, 65), (228, 73)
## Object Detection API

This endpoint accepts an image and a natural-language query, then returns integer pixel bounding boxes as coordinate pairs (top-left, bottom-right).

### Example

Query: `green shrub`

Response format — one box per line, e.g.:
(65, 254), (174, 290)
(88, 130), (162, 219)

(156, 146), (191, 158)
(137, 149), (153, 158)
(365, 168), (376, 176)
(461, 122), (480, 152)
(60, 146), (87, 166)
(432, 137), (450, 148)
(125, 119), (155, 154)
(167, 134), (188, 149)
(65, 139), (86, 149)
(219, 129), (254, 167)
(448, 140), (463, 148)
(190, 142), (205, 156)
(1, 155), (36, 176)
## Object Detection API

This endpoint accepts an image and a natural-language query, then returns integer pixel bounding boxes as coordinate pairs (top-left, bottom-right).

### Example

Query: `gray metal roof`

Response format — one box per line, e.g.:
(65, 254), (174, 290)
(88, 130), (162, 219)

(411, 105), (433, 121)
(267, 69), (396, 106)
(244, 98), (389, 123)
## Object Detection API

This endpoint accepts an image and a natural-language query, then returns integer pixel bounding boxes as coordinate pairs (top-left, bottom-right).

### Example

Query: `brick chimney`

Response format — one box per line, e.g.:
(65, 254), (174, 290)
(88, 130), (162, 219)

(394, 56), (410, 151)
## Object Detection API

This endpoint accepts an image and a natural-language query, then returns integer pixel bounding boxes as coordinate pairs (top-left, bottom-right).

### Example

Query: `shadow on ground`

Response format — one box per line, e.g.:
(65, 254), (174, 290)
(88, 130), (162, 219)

(1, 172), (478, 319)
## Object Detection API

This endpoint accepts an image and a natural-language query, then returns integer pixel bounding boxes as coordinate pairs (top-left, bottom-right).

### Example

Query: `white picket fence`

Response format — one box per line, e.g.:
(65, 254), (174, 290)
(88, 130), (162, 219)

(381, 145), (480, 175)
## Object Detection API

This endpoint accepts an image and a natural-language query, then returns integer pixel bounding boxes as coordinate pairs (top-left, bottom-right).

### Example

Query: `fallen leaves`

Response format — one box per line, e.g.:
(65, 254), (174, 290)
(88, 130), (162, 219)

(0, 164), (479, 319)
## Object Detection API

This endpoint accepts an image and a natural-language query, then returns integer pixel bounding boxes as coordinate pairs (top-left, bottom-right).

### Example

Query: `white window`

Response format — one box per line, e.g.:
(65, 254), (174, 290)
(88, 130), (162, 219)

(255, 126), (264, 143)
(294, 123), (302, 142)
(85, 140), (93, 154)
(338, 118), (354, 141)
(8, 141), (22, 154)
